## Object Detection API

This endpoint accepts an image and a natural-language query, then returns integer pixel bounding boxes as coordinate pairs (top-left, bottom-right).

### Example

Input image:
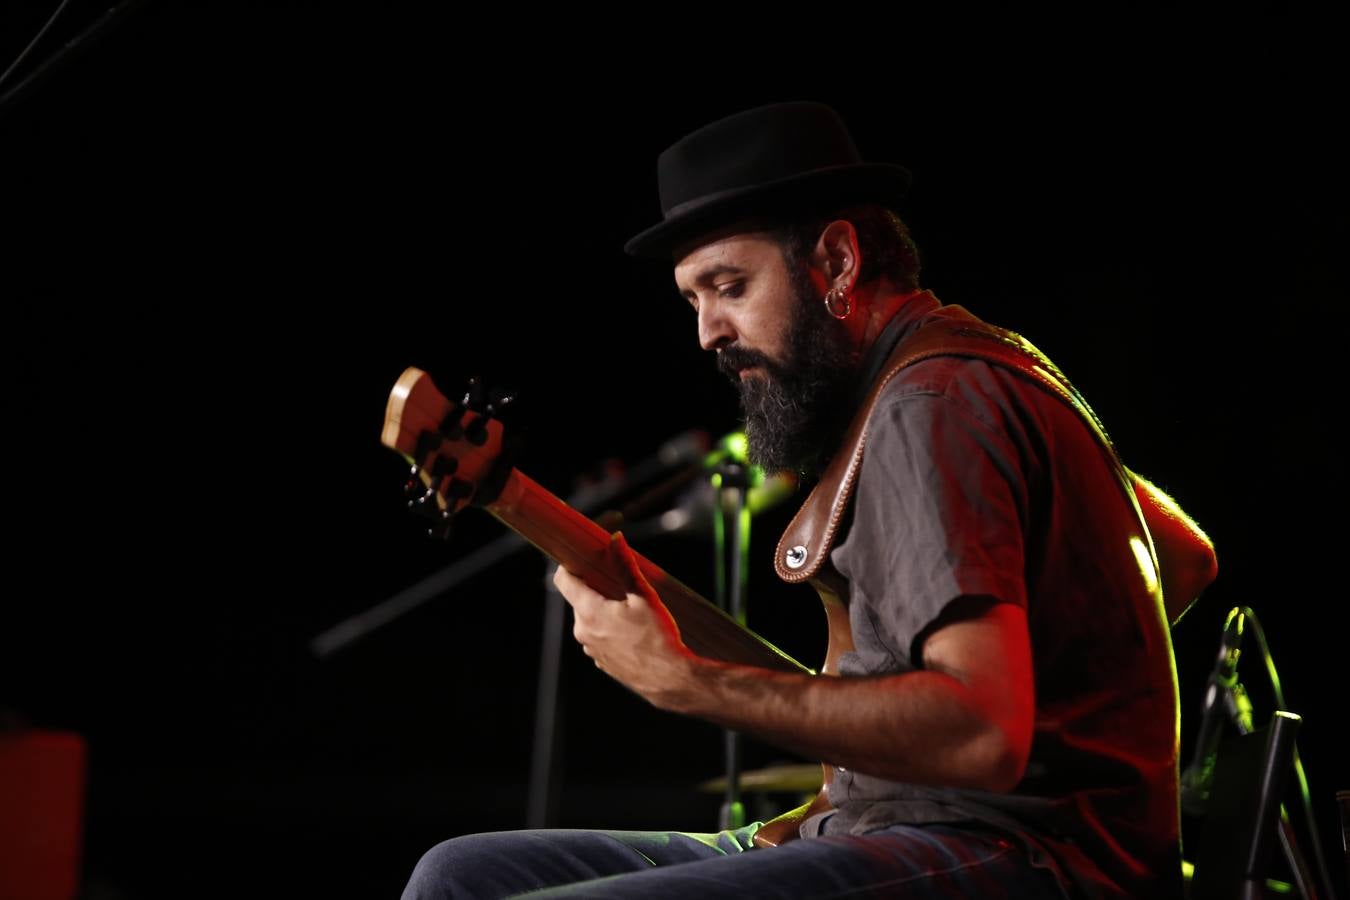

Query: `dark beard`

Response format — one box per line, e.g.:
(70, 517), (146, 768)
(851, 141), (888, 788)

(717, 266), (858, 476)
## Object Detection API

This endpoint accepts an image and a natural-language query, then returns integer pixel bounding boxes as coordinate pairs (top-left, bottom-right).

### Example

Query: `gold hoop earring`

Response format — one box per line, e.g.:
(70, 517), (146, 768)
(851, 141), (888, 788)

(824, 285), (853, 320)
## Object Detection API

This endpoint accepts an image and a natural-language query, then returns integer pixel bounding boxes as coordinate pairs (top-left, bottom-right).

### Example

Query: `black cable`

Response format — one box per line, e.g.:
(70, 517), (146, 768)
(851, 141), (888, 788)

(0, 0), (73, 91)
(0, 0), (151, 117)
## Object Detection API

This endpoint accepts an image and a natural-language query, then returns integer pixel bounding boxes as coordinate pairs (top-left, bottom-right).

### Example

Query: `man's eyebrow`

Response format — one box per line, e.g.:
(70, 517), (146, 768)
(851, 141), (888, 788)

(677, 264), (747, 299)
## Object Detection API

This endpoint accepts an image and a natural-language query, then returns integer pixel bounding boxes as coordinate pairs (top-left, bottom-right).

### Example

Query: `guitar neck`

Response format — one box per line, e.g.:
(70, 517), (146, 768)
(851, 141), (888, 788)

(485, 469), (810, 675)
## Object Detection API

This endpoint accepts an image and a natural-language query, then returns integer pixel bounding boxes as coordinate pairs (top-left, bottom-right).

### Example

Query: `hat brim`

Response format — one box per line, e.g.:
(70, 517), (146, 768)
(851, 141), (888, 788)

(623, 163), (912, 260)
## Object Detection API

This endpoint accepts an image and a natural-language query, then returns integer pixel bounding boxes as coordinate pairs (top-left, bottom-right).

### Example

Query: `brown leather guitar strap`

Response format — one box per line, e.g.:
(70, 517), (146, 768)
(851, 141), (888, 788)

(774, 305), (1157, 593)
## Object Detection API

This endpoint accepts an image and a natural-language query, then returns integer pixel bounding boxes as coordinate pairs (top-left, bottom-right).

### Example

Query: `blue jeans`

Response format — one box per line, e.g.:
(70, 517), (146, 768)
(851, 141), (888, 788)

(401, 821), (1073, 899)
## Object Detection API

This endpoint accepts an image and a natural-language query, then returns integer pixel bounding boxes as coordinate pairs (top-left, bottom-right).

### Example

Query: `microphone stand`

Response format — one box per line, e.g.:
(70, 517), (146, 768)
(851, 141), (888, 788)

(528, 558), (568, 828)
(526, 440), (790, 830)
(711, 459), (751, 832)
(524, 454), (715, 827)
(1187, 610), (1335, 900)
(309, 428), (709, 827)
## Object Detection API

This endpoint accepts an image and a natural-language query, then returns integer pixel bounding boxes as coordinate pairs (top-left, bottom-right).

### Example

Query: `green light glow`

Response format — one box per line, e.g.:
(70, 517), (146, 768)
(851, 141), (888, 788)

(722, 432), (748, 462)
(1181, 857), (1293, 893)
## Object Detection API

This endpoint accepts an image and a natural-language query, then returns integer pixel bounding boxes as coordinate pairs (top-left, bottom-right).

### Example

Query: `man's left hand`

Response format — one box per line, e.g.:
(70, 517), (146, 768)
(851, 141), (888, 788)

(553, 533), (702, 712)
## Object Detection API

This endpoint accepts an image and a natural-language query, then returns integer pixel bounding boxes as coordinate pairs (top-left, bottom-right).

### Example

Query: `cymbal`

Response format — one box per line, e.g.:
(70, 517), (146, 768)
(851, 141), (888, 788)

(698, 764), (821, 794)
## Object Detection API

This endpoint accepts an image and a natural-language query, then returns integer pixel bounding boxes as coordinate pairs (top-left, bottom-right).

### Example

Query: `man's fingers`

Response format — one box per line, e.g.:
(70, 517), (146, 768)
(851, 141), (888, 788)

(553, 564), (578, 593)
(610, 532), (655, 599)
(554, 565), (605, 615)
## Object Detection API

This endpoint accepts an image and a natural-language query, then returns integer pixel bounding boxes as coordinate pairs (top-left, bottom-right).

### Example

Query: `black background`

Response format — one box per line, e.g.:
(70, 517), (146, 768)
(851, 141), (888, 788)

(3, 5), (1347, 898)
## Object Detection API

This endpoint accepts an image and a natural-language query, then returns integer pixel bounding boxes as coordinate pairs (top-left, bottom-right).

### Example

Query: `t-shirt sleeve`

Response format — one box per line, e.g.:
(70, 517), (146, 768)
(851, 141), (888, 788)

(831, 372), (1030, 668)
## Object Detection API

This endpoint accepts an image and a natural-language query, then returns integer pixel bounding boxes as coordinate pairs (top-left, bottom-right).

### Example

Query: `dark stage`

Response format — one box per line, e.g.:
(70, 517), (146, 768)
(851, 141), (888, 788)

(3, 6), (1346, 898)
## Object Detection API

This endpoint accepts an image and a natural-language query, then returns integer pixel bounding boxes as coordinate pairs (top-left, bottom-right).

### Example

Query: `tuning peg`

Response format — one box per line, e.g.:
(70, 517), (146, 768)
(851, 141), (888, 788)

(427, 511), (453, 542)
(403, 465), (426, 498)
(414, 431), (445, 463)
(429, 456), (458, 480)
(464, 414), (489, 447)
(438, 407), (467, 440)
(462, 377), (487, 413)
(486, 388), (516, 418)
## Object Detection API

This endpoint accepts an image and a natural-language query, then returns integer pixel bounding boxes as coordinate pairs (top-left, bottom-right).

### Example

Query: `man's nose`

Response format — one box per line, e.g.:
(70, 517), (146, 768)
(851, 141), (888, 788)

(698, 302), (735, 352)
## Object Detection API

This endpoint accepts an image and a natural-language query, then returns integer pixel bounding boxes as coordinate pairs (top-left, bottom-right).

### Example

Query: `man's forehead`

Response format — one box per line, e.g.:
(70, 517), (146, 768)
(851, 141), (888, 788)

(673, 230), (780, 289)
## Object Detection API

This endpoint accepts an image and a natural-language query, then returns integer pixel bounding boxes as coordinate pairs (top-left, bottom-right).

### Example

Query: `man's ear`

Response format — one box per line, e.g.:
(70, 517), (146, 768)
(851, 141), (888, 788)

(813, 219), (862, 288)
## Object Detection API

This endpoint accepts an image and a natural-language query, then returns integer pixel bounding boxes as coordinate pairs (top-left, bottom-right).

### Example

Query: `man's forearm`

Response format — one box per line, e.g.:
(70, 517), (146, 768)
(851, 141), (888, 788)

(558, 550), (1032, 795)
(662, 658), (1024, 792)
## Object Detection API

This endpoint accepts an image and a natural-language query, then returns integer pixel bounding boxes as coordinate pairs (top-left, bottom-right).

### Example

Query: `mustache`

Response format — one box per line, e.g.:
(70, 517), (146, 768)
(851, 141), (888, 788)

(717, 344), (781, 380)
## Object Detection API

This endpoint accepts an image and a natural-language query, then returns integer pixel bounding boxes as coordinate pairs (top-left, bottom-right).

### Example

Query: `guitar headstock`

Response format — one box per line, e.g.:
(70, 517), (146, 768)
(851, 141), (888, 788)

(381, 368), (517, 537)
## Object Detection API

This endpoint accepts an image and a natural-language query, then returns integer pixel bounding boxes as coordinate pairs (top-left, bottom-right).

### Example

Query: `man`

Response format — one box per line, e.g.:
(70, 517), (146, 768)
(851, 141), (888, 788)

(403, 101), (1217, 899)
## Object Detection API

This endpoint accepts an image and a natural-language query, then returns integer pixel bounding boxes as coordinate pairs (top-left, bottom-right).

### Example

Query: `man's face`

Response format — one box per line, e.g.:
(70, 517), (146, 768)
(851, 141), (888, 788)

(674, 231), (857, 474)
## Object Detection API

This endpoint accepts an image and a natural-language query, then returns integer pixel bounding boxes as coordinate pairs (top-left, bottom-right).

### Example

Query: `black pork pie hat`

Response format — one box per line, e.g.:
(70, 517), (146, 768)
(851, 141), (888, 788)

(624, 101), (912, 259)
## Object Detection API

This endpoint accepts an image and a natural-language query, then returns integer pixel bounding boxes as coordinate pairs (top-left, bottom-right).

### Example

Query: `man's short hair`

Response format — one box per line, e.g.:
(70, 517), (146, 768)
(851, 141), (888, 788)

(771, 204), (922, 293)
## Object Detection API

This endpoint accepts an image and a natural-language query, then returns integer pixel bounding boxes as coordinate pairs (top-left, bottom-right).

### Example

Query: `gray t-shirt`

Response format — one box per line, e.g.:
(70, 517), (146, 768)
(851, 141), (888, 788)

(799, 300), (1182, 900)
